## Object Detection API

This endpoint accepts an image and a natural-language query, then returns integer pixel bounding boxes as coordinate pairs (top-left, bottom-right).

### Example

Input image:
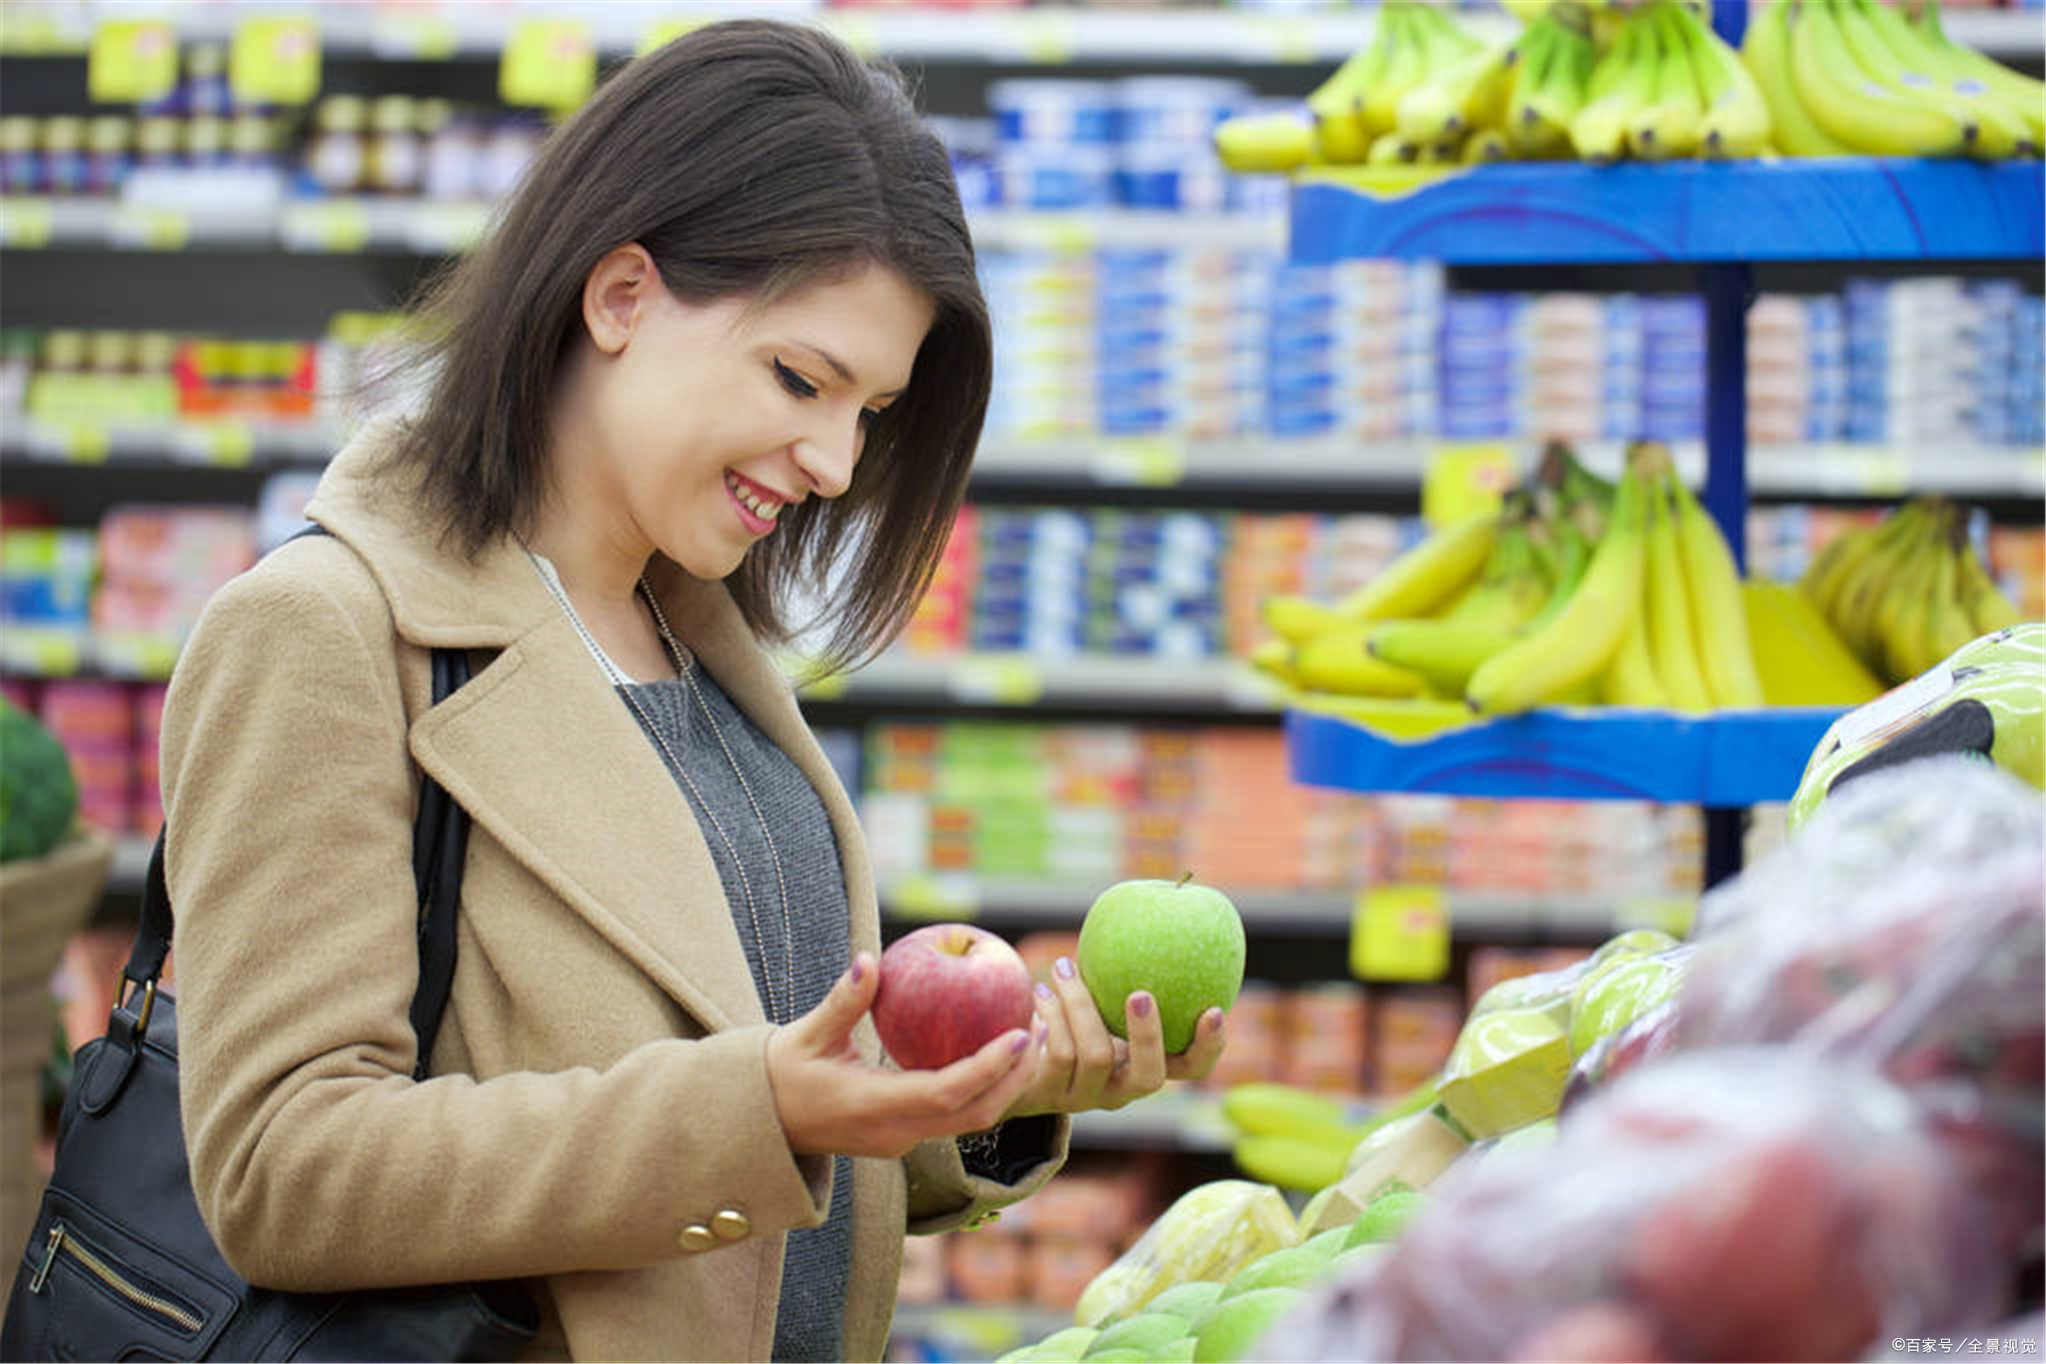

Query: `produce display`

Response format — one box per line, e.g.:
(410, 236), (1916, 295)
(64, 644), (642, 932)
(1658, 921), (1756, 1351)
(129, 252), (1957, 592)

(0, 697), (78, 862)
(988, 753), (2042, 1364)
(1801, 495), (2027, 685)
(1248, 440), (1882, 718)
(1214, 0), (2044, 173)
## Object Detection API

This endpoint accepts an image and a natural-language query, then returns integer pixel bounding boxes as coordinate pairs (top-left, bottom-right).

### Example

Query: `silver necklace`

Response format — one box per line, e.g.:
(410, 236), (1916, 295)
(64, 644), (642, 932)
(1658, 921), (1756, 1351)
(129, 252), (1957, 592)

(531, 557), (797, 1022)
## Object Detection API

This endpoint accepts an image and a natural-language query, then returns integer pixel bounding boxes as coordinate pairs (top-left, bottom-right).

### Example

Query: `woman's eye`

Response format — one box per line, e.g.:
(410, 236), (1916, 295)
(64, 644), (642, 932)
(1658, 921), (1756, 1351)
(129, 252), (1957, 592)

(772, 358), (818, 399)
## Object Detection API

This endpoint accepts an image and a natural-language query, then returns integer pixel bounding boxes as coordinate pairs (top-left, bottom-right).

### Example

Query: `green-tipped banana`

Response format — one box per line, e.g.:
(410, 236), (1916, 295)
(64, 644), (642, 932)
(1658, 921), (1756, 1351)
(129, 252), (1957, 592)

(1666, 472), (1764, 708)
(1361, 5), (1438, 138)
(1333, 513), (1500, 624)
(1958, 541), (2023, 634)
(1669, 0), (1770, 158)
(1629, 1), (1705, 160)
(1742, 0), (1856, 156)
(1294, 627), (1433, 698)
(1571, 6), (1662, 162)
(1467, 469), (1649, 715)
(1516, 14), (1598, 150)
(1397, 42), (1513, 146)
(1791, 0), (1972, 155)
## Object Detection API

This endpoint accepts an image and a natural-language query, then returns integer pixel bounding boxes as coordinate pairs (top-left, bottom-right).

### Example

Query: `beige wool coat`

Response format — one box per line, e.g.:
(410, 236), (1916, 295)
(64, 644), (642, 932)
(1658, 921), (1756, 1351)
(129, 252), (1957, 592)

(159, 422), (1069, 1362)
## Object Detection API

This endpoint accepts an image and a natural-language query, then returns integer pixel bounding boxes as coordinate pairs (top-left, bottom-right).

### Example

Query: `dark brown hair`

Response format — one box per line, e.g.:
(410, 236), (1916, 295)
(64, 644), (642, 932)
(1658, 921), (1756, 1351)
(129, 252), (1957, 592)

(384, 19), (988, 672)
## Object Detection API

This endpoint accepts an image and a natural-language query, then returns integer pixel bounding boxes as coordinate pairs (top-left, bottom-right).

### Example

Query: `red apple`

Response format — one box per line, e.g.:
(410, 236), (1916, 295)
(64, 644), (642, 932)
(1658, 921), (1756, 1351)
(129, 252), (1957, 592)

(872, 923), (1035, 1070)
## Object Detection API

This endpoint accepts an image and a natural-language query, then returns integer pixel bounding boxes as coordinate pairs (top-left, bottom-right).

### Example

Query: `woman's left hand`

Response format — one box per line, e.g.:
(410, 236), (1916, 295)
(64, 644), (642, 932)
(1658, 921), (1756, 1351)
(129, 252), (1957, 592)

(1001, 954), (1226, 1119)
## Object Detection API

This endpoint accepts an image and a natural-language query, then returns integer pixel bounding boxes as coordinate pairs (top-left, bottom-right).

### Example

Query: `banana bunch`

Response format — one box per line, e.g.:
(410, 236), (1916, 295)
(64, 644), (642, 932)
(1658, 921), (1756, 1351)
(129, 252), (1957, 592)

(1215, 3), (1489, 173)
(1801, 497), (2027, 685)
(1743, 0), (2042, 158)
(1221, 1082), (1371, 1194)
(1249, 442), (1780, 718)
(1567, 0), (1774, 161)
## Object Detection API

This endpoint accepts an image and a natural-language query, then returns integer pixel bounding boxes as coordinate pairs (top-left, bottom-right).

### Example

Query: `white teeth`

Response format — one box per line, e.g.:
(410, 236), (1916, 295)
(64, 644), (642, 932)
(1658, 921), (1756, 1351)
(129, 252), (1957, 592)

(726, 472), (781, 522)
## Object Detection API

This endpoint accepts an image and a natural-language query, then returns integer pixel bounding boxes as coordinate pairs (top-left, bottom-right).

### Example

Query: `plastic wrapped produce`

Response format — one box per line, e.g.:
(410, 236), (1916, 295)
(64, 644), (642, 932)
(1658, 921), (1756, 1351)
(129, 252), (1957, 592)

(1254, 1051), (2008, 1363)
(1682, 757), (2045, 1254)
(1074, 1180), (1296, 1329)
(1561, 998), (1681, 1112)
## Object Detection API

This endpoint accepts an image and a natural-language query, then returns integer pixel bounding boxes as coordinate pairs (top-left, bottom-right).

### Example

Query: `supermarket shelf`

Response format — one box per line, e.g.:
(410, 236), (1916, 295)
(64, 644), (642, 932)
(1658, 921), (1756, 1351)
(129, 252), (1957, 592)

(1285, 703), (1848, 806)
(876, 875), (1628, 938)
(1290, 159), (2046, 266)
(5, 421), (2040, 503)
(3, 4), (2032, 63)
(0, 195), (1275, 257)
(800, 654), (1287, 714)
(0, 3), (1514, 64)
(1069, 1088), (1234, 1152)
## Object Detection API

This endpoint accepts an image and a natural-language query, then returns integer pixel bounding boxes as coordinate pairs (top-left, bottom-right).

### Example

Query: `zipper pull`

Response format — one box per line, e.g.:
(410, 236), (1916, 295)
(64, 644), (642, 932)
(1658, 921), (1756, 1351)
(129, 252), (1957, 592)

(29, 1224), (62, 1294)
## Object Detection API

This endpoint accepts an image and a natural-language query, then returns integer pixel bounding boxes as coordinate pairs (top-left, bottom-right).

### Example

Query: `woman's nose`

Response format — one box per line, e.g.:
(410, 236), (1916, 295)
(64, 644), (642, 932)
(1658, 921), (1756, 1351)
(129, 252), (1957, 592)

(794, 414), (861, 500)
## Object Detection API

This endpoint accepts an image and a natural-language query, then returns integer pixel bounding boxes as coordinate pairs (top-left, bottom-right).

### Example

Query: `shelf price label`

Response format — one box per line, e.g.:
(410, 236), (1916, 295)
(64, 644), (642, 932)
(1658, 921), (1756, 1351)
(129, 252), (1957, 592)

(109, 206), (189, 252)
(1422, 443), (1514, 530)
(51, 422), (111, 465)
(88, 20), (177, 104)
(175, 422), (256, 468)
(1092, 439), (1185, 488)
(888, 874), (981, 923)
(500, 20), (595, 112)
(281, 201), (370, 253)
(1349, 883), (1450, 982)
(0, 199), (54, 250)
(2, 628), (85, 679)
(231, 18), (320, 105)
(1000, 14), (1074, 64)
(950, 657), (1045, 707)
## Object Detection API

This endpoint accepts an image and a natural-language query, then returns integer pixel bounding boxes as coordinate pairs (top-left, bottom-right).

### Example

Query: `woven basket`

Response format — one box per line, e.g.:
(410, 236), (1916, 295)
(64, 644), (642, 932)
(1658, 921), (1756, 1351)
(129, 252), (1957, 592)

(0, 828), (114, 1268)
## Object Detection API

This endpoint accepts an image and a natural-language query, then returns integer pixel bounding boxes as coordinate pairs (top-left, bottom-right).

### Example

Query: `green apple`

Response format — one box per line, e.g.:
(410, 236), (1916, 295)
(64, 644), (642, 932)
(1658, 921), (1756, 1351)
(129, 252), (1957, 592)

(1021, 1326), (1099, 1363)
(1326, 1243), (1388, 1278)
(1192, 1287), (1303, 1364)
(1301, 1226), (1351, 1260)
(1567, 955), (1684, 1058)
(1152, 1340), (1197, 1363)
(1077, 877), (1245, 1053)
(1086, 1313), (1193, 1358)
(1215, 1244), (1333, 1300)
(1342, 1188), (1426, 1248)
(1145, 1281), (1225, 1323)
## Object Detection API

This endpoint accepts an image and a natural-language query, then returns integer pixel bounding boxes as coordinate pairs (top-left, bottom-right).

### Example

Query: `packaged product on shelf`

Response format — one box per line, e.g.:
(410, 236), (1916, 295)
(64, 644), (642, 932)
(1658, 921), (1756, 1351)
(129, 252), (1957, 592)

(896, 1234), (947, 1306)
(1277, 983), (1371, 1097)
(1368, 989), (1462, 1098)
(37, 680), (134, 834)
(1028, 1235), (1118, 1315)
(1268, 1048), (2011, 1364)
(0, 116), (34, 195)
(948, 1227), (1030, 1305)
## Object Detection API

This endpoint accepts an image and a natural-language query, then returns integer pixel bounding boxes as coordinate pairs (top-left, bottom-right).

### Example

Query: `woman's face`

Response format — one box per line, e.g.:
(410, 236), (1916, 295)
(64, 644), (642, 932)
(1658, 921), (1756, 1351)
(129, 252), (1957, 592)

(559, 252), (935, 582)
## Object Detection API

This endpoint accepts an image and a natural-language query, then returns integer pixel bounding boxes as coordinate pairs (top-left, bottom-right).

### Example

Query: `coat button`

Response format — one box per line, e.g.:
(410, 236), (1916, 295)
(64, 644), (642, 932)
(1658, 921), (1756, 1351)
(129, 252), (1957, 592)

(712, 1210), (750, 1241)
(678, 1225), (717, 1253)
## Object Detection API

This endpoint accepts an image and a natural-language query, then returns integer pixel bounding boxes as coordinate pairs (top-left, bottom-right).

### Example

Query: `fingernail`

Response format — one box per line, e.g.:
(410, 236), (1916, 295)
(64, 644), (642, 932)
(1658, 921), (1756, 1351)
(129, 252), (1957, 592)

(1035, 1019), (1049, 1043)
(1010, 1030), (1031, 1055)
(1131, 993), (1153, 1018)
(1208, 1009), (1225, 1033)
(1035, 982), (1054, 1001)
(1055, 956), (1075, 980)
(849, 956), (865, 984)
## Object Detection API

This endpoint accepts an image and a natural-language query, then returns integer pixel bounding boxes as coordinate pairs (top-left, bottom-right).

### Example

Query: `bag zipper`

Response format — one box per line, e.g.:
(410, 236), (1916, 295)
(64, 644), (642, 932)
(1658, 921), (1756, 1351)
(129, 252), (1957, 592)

(28, 1223), (203, 1334)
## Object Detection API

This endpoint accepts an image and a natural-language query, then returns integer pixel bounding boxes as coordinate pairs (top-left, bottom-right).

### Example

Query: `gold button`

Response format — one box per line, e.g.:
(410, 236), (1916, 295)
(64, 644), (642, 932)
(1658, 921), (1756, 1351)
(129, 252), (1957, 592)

(678, 1225), (716, 1253)
(712, 1209), (750, 1241)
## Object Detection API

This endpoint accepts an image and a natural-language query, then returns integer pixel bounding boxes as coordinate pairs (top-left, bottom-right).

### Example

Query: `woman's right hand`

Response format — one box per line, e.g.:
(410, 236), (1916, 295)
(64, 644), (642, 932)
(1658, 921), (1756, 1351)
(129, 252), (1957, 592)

(766, 952), (1044, 1159)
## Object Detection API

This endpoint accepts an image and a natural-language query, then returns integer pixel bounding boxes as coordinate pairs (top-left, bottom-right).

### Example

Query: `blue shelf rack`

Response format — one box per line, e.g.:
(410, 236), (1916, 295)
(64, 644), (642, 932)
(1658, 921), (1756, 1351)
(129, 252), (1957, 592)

(1281, 156), (2043, 877)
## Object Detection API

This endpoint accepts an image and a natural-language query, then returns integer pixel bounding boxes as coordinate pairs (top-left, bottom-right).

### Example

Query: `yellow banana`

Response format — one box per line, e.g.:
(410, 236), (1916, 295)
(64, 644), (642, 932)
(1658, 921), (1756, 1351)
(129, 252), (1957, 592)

(1668, 472), (1764, 708)
(1367, 131), (1417, 165)
(1221, 1083), (1366, 1148)
(1874, 520), (1938, 681)
(1462, 127), (1513, 163)
(1644, 478), (1715, 712)
(1741, 580), (1885, 707)
(1398, 42), (1514, 146)
(1516, 15), (1598, 150)
(1333, 513), (1500, 623)
(1362, 5), (1438, 138)
(1798, 518), (1878, 620)
(1468, 470), (1649, 715)
(1248, 637), (1301, 685)
(1669, 0), (1771, 158)
(1629, 1), (1705, 161)
(1261, 594), (1353, 646)
(1829, 511), (1923, 669)
(1957, 541), (2023, 634)
(1232, 1134), (1353, 1194)
(1790, 0), (1971, 156)
(1214, 112), (1314, 173)
(1571, 6), (1663, 162)
(1307, 23), (1388, 163)
(1742, 0), (1857, 156)
(1837, 0), (2020, 159)
(1601, 603), (1670, 707)
(1911, 0), (2046, 148)
(1919, 526), (1979, 671)
(1293, 627), (1433, 698)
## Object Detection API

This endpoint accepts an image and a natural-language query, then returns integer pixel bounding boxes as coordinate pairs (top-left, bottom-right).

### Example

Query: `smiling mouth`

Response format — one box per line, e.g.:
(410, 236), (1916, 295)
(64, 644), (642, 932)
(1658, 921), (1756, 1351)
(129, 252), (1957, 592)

(725, 470), (785, 526)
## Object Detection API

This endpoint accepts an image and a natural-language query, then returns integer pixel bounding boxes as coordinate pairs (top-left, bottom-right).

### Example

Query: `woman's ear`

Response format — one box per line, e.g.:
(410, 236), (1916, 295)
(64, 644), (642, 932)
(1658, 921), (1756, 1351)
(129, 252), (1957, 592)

(580, 243), (659, 355)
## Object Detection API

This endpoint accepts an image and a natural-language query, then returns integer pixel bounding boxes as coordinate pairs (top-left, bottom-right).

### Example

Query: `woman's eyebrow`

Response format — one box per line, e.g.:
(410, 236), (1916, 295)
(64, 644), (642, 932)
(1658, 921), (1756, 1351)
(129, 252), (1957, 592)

(794, 342), (906, 399)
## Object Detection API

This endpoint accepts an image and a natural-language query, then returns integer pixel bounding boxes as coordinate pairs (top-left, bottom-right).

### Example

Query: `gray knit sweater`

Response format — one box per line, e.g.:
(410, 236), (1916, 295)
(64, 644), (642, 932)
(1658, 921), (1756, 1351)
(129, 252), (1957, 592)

(620, 672), (854, 1363)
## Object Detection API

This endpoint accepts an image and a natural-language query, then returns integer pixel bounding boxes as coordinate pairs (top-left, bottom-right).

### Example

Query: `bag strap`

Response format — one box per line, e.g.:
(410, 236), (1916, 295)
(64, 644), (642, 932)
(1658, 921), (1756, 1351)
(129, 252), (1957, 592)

(122, 525), (475, 1082)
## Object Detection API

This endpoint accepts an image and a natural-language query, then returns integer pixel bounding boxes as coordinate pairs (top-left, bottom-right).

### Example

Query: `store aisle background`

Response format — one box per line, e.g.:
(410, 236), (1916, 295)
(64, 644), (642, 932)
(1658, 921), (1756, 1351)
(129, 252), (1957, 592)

(1, 3), (2042, 1360)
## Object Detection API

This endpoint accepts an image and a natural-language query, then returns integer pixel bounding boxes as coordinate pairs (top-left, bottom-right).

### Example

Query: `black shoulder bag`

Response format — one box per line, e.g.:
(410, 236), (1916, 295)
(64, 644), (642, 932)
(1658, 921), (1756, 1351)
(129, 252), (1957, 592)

(1, 640), (537, 1362)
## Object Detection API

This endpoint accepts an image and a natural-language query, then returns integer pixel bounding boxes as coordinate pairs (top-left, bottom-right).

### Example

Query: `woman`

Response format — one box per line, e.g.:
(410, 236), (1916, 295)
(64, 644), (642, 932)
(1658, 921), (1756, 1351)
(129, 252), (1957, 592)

(158, 19), (1225, 1363)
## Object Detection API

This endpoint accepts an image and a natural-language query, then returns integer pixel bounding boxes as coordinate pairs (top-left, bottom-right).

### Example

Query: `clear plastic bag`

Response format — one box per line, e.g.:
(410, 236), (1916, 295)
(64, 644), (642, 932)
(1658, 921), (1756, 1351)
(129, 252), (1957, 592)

(1254, 1050), (2009, 1363)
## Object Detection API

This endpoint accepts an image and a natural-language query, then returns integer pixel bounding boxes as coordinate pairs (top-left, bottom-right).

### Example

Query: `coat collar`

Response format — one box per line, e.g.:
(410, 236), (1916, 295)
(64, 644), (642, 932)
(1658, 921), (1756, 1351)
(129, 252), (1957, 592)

(304, 419), (880, 1032)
